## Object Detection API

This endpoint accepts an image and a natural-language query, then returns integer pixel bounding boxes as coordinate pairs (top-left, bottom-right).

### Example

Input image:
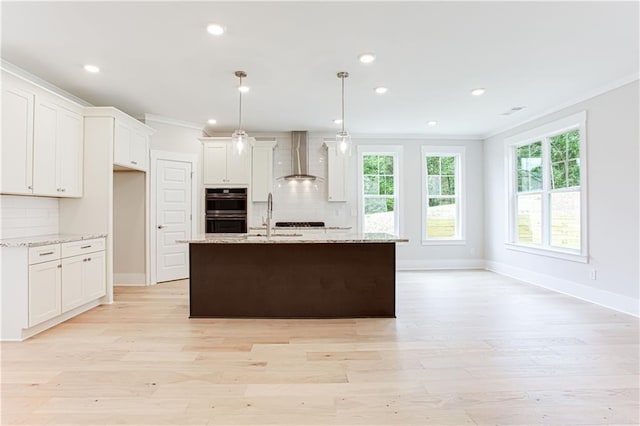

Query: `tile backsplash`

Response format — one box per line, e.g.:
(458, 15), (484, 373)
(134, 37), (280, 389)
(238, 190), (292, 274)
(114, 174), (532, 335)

(249, 134), (352, 228)
(0, 195), (59, 239)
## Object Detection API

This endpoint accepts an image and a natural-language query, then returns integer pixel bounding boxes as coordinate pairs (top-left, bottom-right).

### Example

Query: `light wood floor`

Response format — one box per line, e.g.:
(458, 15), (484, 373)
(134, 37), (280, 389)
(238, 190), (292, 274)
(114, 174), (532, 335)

(2, 270), (638, 425)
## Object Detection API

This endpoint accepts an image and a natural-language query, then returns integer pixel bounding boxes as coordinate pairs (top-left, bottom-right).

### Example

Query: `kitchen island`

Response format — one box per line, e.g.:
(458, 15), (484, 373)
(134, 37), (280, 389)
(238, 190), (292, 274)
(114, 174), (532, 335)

(179, 233), (408, 319)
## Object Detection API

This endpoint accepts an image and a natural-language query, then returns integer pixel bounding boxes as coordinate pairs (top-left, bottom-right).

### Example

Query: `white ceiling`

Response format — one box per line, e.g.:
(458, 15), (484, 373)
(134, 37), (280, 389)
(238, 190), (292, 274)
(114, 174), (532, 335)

(2, 1), (638, 138)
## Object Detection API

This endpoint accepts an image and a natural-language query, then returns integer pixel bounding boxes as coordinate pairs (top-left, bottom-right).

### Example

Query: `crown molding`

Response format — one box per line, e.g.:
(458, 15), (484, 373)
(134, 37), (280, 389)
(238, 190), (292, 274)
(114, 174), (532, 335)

(143, 113), (204, 131)
(1, 59), (93, 107)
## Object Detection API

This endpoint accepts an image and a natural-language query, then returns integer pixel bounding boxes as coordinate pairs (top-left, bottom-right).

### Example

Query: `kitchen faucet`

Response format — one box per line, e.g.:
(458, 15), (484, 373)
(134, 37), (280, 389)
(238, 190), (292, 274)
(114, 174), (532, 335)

(265, 192), (273, 238)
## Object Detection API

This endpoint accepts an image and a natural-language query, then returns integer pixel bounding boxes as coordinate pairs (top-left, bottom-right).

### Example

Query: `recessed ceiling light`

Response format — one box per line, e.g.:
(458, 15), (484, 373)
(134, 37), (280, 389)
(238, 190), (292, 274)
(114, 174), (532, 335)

(471, 88), (486, 96)
(358, 53), (376, 64)
(207, 119), (217, 125)
(83, 64), (100, 73)
(333, 119), (343, 124)
(374, 87), (388, 94)
(427, 121), (438, 127)
(206, 23), (225, 36)
(238, 85), (250, 93)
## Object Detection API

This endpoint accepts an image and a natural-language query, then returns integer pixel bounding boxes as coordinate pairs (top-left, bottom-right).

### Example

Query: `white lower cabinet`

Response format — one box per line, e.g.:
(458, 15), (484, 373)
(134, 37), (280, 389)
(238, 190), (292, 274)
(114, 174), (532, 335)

(61, 250), (106, 313)
(60, 255), (84, 313)
(28, 260), (62, 327)
(0, 237), (107, 338)
(81, 250), (106, 301)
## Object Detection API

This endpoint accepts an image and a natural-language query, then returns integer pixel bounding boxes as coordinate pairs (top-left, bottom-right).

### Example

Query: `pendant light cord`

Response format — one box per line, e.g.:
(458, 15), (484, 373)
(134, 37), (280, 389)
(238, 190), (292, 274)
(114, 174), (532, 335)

(341, 74), (345, 134)
(238, 75), (243, 131)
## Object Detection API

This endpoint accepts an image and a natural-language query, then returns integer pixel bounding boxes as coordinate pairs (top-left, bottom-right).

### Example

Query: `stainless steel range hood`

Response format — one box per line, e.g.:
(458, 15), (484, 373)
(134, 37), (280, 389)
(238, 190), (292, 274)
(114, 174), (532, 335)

(283, 131), (317, 181)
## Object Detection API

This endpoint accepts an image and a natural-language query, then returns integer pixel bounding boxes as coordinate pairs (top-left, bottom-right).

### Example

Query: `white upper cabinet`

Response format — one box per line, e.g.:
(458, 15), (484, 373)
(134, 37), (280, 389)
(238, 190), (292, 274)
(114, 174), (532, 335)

(1, 79), (35, 194)
(32, 98), (83, 197)
(114, 119), (148, 171)
(56, 108), (83, 196)
(1, 70), (83, 197)
(113, 121), (132, 166)
(251, 140), (277, 202)
(201, 138), (251, 186)
(323, 141), (347, 202)
(85, 107), (154, 174)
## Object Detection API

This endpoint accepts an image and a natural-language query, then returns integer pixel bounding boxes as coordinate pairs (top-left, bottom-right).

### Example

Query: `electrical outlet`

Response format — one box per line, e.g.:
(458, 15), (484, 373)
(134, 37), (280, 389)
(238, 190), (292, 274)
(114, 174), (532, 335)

(589, 269), (597, 280)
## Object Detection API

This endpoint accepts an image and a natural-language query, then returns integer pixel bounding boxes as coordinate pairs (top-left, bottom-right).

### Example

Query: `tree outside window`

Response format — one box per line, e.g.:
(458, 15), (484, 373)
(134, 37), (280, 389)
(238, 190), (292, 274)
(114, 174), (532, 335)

(424, 151), (462, 240)
(361, 153), (398, 235)
(506, 111), (586, 259)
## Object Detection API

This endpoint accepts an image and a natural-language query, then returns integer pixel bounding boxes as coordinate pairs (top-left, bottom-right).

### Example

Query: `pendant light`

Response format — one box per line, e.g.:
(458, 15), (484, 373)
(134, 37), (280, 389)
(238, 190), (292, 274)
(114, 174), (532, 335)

(231, 71), (249, 155)
(336, 71), (352, 155)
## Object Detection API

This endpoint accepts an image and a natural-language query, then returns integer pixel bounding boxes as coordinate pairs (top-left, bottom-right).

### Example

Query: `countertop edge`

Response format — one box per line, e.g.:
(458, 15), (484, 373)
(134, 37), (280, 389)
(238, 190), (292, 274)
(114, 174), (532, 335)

(178, 234), (408, 244)
(0, 234), (108, 248)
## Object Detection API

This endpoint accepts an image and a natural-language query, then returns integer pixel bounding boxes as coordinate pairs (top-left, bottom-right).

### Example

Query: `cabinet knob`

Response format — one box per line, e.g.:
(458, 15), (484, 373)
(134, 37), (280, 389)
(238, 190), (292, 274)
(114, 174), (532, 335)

(57, 264), (62, 268)
(28, 185), (32, 190)
(61, 188), (66, 192)
(131, 161), (138, 165)
(158, 225), (165, 229)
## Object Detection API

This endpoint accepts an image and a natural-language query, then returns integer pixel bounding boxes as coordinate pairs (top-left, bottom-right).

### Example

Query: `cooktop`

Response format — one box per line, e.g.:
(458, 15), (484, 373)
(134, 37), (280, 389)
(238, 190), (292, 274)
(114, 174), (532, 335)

(275, 221), (325, 228)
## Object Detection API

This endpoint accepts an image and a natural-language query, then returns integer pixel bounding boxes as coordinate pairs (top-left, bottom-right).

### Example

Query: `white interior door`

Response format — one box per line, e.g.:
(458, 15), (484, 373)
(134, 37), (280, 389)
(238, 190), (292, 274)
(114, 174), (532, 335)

(156, 159), (192, 283)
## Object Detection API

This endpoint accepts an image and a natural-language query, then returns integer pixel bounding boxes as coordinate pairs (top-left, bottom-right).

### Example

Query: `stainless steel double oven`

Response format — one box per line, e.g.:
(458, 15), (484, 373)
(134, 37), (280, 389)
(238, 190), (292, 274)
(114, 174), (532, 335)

(205, 188), (247, 233)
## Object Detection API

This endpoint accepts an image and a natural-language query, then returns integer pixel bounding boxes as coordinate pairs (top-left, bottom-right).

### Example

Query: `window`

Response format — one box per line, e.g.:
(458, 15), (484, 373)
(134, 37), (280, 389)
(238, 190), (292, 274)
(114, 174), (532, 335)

(506, 111), (587, 261)
(357, 146), (402, 235)
(421, 146), (464, 243)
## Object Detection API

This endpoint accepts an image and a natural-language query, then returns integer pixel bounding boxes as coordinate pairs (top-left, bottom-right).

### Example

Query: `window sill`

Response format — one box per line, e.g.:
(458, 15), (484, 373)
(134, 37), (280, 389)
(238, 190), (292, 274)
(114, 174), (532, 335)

(422, 239), (466, 246)
(505, 243), (588, 263)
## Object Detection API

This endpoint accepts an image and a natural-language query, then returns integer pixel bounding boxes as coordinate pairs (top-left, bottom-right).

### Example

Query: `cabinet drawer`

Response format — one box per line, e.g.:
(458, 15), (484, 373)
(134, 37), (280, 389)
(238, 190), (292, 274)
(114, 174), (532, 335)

(62, 238), (105, 258)
(29, 244), (61, 264)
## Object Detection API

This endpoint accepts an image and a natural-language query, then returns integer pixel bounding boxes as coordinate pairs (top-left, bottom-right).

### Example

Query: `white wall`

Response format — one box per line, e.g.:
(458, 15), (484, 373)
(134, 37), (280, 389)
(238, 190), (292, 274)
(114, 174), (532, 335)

(246, 133), (485, 269)
(345, 137), (485, 269)
(113, 171), (146, 284)
(0, 195), (59, 239)
(249, 132), (351, 228)
(144, 118), (203, 233)
(484, 81), (639, 315)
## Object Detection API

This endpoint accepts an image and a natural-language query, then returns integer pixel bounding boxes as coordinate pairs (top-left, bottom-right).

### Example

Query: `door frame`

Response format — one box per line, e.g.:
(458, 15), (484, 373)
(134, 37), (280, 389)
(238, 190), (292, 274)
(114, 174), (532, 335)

(150, 150), (198, 285)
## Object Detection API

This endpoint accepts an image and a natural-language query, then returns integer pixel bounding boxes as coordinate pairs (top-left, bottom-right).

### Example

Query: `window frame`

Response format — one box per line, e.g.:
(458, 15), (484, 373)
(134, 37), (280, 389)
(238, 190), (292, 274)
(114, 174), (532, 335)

(505, 111), (588, 262)
(421, 145), (466, 245)
(356, 145), (403, 236)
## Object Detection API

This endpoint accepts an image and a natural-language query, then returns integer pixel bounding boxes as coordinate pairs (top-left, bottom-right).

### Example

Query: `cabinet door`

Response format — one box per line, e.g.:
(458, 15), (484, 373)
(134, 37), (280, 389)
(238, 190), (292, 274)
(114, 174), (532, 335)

(327, 146), (347, 202)
(83, 250), (106, 301)
(56, 108), (84, 197)
(32, 100), (59, 196)
(1, 85), (34, 194)
(113, 121), (132, 167)
(28, 260), (61, 327)
(61, 255), (84, 312)
(251, 145), (273, 202)
(129, 131), (148, 171)
(226, 147), (250, 185)
(203, 143), (227, 184)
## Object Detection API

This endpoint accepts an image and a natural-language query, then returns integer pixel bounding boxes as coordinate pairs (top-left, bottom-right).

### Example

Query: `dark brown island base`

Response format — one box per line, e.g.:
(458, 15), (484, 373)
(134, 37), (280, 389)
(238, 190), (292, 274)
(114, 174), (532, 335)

(181, 233), (408, 318)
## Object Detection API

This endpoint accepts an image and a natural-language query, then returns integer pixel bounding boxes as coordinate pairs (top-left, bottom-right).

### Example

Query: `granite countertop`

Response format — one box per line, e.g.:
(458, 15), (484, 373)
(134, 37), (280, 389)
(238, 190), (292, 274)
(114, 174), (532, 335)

(179, 233), (408, 244)
(0, 233), (107, 248)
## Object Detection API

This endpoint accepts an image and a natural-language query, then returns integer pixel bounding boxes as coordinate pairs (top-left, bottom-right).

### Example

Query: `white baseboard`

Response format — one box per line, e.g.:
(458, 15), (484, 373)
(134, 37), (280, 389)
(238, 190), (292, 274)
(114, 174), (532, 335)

(114, 273), (147, 286)
(397, 258), (486, 271)
(5, 299), (102, 341)
(486, 260), (639, 317)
